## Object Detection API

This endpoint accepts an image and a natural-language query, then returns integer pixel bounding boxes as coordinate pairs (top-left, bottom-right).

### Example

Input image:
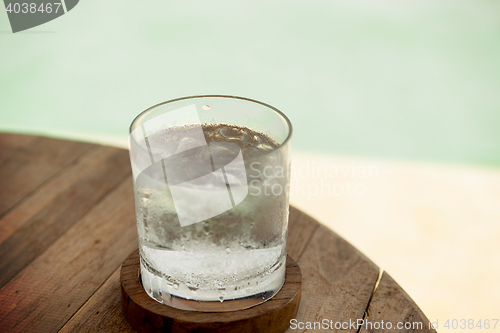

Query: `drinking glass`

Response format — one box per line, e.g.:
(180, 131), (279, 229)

(128, 95), (292, 311)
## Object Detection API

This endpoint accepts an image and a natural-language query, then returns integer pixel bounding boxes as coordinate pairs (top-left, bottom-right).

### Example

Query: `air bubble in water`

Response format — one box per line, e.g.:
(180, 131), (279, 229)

(187, 282), (199, 291)
(203, 221), (210, 234)
(225, 248), (231, 254)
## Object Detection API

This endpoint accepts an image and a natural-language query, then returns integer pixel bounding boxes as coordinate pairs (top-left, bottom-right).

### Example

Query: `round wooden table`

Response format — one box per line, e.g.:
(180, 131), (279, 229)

(0, 133), (435, 332)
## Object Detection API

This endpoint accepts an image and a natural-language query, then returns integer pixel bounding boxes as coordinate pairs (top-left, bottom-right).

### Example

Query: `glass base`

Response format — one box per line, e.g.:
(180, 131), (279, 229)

(139, 260), (286, 312)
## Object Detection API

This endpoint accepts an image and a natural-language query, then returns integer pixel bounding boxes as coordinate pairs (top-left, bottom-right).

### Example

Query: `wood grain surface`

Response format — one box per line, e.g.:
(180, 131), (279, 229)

(359, 272), (437, 333)
(292, 224), (379, 333)
(0, 134), (435, 332)
(0, 135), (91, 217)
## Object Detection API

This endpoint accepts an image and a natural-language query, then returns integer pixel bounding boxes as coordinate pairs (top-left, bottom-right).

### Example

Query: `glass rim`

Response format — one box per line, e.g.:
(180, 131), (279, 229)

(129, 95), (293, 156)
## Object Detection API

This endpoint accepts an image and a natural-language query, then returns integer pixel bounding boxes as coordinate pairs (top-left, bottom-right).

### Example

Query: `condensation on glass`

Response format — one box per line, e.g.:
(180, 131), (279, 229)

(129, 96), (292, 312)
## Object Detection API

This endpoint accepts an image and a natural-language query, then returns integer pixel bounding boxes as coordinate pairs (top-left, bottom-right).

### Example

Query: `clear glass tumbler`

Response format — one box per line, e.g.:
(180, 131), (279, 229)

(128, 95), (292, 311)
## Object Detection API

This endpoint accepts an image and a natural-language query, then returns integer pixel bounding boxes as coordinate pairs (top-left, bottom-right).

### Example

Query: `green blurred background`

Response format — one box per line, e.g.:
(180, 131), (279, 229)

(1, 0), (499, 165)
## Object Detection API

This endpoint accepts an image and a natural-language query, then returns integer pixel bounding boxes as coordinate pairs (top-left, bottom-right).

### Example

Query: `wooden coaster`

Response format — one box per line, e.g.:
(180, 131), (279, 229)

(121, 249), (302, 333)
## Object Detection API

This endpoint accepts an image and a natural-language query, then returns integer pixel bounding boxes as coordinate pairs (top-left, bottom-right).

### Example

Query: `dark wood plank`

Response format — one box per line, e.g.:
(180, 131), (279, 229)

(287, 224), (380, 333)
(0, 145), (123, 245)
(0, 136), (92, 217)
(0, 133), (38, 165)
(287, 206), (319, 262)
(0, 180), (138, 333)
(59, 268), (134, 333)
(0, 147), (131, 289)
(359, 272), (436, 333)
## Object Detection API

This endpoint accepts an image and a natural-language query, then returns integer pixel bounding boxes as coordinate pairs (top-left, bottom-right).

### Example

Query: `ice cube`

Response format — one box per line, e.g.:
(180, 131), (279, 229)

(175, 137), (206, 154)
(240, 130), (252, 143)
(219, 126), (241, 139)
(209, 142), (240, 170)
(256, 143), (273, 152)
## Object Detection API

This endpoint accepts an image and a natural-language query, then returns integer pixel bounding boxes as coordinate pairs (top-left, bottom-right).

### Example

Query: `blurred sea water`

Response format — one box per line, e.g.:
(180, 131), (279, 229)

(1, 0), (499, 165)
